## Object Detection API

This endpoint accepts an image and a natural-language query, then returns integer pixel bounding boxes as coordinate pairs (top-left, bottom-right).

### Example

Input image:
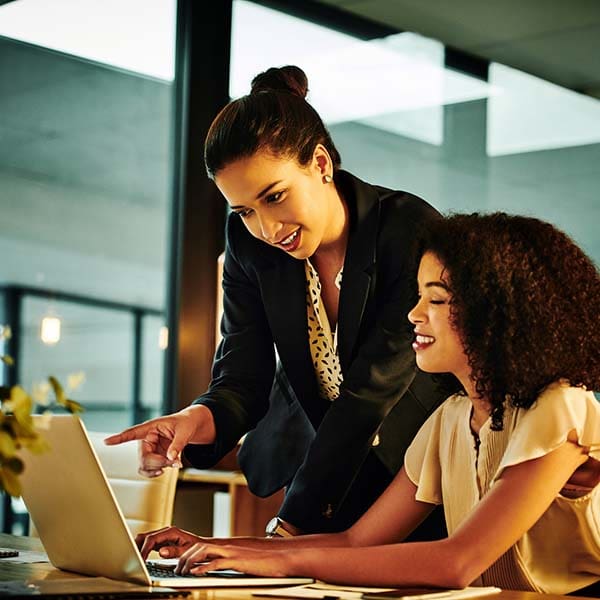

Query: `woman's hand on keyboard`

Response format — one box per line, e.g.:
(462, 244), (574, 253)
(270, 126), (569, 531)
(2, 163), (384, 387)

(175, 543), (294, 578)
(137, 526), (206, 560)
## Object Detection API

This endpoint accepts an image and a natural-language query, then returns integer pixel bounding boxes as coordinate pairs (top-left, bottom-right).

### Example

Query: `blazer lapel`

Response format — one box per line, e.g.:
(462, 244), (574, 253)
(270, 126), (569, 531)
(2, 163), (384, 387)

(337, 172), (381, 371)
(258, 257), (323, 427)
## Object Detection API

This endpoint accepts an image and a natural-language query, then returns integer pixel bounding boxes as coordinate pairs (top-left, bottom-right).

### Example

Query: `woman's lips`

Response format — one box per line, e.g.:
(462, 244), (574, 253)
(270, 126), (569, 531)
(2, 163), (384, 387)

(277, 228), (301, 252)
(412, 334), (435, 352)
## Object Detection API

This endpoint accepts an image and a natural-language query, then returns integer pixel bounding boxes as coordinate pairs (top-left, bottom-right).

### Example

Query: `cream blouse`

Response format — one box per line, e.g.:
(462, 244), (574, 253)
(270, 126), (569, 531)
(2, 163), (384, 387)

(404, 382), (600, 594)
(305, 260), (344, 401)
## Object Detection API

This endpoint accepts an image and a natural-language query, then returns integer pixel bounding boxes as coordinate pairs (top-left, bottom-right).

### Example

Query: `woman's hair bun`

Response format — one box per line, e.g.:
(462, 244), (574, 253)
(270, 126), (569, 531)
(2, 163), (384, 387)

(250, 65), (308, 99)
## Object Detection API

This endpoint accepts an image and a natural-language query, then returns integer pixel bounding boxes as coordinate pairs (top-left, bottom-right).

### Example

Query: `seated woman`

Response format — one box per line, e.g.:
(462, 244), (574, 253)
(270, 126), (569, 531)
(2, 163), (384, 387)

(137, 212), (600, 595)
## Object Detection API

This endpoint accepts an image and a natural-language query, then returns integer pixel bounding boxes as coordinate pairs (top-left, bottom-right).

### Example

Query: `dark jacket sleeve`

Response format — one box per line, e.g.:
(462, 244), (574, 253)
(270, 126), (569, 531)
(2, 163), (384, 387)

(278, 195), (440, 532)
(183, 216), (276, 468)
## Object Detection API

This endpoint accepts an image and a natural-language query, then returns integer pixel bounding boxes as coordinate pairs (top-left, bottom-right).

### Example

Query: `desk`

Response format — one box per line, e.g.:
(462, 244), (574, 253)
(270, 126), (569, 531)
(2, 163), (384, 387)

(0, 534), (595, 600)
(174, 469), (284, 538)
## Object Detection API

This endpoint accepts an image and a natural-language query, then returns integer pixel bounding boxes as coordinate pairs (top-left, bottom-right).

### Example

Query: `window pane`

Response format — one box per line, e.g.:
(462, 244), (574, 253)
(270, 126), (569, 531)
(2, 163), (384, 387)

(141, 314), (167, 421)
(230, 0), (600, 265)
(21, 296), (134, 432)
(0, 0), (174, 432)
(0, 0), (176, 81)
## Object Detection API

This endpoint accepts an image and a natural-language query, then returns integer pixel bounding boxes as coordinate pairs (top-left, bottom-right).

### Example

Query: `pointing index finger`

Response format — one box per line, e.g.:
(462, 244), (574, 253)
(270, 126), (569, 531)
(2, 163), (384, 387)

(104, 422), (152, 445)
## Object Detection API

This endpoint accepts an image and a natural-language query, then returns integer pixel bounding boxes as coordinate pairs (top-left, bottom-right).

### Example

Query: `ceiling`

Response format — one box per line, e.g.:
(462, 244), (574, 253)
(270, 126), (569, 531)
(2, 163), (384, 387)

(313, 0), (600, 97)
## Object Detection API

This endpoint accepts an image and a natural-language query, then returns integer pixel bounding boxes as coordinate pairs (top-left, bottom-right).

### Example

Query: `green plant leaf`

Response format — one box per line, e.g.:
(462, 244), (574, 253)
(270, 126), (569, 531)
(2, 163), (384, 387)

(0, 466), (22, 497)
(5, 386), (33, 427)
(0, 369), (84, 497)
(4, 456), (24, 474)
(64, 398), (84, 414)
(0, 430), (17, 458)
(7, 417), (38, 442)
(1, 355), (14, 366)
(48, 376), (67, 407)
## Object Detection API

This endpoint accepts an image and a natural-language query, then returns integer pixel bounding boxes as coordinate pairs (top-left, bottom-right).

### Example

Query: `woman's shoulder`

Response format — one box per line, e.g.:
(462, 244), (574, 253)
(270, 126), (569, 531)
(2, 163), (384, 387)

(339, 170), (440, 225)
(495, 382), (600, 475)
(439, 392), (471, 420)
(533, 380), (599, 413)
(373, 186), (440, 253)
(512, 381), (600, 435)
(504, 381), (600, 457)
(376, 184), (440, 225)
(419, 392), (470, 428)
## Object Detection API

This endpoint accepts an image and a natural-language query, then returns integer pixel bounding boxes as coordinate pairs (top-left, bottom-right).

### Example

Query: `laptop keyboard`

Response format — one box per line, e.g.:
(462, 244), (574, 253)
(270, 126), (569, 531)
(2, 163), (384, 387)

(148, 564), (199, 579)
(148, 562), (252, 579)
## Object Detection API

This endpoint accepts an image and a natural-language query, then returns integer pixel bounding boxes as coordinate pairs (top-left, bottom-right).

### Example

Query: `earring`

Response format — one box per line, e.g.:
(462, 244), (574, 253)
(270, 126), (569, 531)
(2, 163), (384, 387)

(323, 174), (333, 183)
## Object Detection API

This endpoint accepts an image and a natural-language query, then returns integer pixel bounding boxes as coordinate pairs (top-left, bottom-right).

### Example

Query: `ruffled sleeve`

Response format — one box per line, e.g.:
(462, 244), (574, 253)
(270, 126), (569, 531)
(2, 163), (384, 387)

(404, 401), (446, 505)
(495, 383), (600, 480)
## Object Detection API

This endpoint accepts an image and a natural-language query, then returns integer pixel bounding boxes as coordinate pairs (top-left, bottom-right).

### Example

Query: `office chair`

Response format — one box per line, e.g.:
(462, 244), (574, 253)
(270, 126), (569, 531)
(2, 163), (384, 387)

(86, 431), (179, 538)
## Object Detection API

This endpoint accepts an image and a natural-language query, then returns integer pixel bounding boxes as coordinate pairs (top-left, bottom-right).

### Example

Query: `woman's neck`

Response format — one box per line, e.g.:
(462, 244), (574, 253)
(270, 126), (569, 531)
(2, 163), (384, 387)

(457, 374), (492, 432)
(470, 397), (492, 433)
(315, 185), (349, 261)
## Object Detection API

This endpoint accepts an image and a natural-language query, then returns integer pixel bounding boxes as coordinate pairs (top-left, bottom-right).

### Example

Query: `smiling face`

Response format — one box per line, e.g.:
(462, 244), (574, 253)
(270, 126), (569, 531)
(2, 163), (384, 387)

(408, 252), (471, 383)
(214, 146), (342, 260)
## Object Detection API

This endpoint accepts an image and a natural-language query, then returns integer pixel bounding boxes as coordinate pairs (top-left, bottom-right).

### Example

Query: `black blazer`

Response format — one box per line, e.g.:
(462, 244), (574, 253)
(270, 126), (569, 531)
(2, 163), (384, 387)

(185, 171), (446, 532)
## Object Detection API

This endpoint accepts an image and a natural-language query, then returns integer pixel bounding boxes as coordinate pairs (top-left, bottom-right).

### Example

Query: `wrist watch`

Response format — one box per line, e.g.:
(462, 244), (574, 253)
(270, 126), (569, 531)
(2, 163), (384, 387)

(265, 516), (296, 538)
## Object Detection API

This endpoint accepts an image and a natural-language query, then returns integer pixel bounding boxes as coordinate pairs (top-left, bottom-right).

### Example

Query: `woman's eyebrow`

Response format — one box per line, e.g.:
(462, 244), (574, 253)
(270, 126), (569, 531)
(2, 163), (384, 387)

(425, 281), (450, 291)
(229, 180), (284, 210)
(256, 180), (283, 200)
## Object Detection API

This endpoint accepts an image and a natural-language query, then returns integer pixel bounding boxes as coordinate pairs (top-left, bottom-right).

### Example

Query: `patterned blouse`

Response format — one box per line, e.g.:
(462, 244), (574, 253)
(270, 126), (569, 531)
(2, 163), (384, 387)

(305, 260), (344, 401)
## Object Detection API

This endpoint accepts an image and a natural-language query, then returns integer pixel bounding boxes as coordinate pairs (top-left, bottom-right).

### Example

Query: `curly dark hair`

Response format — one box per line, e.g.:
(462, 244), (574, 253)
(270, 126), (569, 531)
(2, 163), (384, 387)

(423, 212), (600, 430)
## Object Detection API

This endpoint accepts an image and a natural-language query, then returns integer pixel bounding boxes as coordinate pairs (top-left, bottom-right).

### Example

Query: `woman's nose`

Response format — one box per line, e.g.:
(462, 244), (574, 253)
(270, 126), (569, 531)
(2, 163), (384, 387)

(258, 214), (282, 242)
(408, 299), (424, 324)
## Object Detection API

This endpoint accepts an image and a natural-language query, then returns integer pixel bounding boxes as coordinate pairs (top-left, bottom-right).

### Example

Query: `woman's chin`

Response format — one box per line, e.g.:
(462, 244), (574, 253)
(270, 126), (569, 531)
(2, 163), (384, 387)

(415, 358), (442, 374)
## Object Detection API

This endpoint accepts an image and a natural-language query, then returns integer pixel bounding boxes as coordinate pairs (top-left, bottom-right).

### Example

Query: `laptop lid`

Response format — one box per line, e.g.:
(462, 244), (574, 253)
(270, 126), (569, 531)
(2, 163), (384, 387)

(19, 415), (313, 588)
(20, 415), (153, 586)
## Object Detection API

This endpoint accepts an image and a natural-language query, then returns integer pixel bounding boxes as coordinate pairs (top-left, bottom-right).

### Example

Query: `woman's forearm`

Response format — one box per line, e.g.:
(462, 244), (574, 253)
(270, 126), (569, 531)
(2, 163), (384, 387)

(286, 539), (469, 589)
(210, 530), (352, 550)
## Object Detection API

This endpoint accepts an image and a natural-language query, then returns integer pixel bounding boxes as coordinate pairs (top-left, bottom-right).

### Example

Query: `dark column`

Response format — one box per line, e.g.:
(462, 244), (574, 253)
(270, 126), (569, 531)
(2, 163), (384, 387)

(164, 0), (231, 413)
(2, 286), (21, 533)
(132, 309), (143, 424)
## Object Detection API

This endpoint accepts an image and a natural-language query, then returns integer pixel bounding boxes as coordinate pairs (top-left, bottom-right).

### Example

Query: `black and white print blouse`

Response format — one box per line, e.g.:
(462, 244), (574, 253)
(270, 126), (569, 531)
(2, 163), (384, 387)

(304, 260), (344, 401)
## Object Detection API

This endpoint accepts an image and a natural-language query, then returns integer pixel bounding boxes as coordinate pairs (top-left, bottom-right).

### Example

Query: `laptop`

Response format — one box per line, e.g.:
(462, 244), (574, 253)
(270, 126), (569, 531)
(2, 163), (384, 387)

(19, 414), (313, 589)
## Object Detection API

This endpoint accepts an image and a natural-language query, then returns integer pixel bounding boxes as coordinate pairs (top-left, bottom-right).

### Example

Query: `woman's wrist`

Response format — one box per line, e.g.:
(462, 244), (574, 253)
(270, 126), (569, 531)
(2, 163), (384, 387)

(281, 519), (303, 536)
(285, 546), (314, 577)
(182, 404), (217, 444)
(265, 516), (303, 537)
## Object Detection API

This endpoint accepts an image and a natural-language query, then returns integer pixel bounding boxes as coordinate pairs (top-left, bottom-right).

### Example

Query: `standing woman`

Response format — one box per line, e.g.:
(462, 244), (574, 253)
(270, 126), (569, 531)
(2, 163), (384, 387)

(106, 66), (445, 536)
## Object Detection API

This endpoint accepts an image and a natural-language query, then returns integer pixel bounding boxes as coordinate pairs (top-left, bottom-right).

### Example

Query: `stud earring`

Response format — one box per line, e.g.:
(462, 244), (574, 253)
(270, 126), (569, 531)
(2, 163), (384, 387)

(323, 174), (333, 183)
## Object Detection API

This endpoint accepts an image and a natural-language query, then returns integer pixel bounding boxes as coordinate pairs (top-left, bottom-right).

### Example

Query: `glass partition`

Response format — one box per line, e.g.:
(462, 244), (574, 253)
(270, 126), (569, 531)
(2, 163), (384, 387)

(0, 0), (176, 428)
(230, 0), (600, 265)
(0, 0), (176, 534)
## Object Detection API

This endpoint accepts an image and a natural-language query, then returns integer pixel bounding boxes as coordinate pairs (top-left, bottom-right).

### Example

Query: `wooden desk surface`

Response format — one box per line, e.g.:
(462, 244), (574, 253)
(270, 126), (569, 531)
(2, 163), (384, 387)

(0, 533), (595, 600)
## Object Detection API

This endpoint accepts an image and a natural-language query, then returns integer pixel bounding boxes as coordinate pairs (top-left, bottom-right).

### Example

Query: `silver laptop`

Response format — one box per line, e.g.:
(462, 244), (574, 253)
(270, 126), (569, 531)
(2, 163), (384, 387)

(19, 414), (312, 588)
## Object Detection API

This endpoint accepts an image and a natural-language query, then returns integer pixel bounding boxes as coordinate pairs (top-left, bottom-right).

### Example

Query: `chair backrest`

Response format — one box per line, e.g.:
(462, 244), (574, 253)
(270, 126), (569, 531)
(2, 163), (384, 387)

(30, 431), (179, 539)
(87, 431), (179, 538)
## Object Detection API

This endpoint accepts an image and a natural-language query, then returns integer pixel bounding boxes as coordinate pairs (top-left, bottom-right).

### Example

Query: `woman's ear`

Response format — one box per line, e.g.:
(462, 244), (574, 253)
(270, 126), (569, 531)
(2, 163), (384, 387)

(312, 144), (332, 179)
